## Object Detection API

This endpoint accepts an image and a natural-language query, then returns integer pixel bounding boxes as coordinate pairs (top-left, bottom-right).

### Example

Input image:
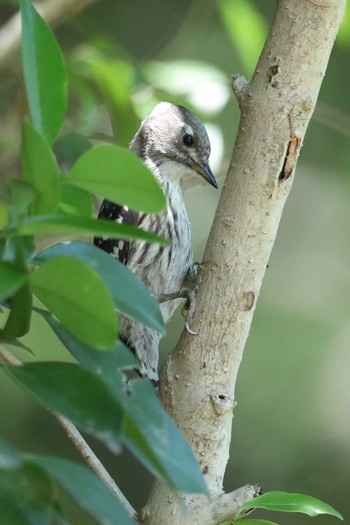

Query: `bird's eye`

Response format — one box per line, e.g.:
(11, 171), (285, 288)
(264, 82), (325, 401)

(182, 133), (194, 148)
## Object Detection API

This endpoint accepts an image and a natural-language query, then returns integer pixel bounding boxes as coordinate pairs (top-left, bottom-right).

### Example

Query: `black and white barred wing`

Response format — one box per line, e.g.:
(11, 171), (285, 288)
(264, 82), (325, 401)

(93, 200), (139, 264)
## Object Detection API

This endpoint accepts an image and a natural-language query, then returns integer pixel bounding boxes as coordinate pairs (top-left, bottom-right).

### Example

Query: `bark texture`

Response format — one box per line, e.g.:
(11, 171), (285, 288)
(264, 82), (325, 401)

(143, 1), (346, 524)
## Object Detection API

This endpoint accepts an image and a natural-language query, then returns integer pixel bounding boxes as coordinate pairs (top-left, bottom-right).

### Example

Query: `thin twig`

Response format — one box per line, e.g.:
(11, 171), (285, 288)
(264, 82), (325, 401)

(55, 412), (136, 517)
(0, 344), (136, 518)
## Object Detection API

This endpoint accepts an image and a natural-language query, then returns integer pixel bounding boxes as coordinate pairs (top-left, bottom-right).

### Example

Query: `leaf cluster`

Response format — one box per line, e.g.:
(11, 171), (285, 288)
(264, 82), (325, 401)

(0, 2), (206, 523)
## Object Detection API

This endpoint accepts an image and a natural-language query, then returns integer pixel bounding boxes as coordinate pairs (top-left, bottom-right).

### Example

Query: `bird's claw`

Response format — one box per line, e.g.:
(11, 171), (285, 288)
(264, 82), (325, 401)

(184, 262), (202, 291)
(159, 263), (201, 335)
(185, 320), (198, 336)
(181, 266), (201, 336)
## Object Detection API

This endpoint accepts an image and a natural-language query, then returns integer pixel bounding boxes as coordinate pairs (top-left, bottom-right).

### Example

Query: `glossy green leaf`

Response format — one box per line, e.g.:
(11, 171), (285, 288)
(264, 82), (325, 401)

(8, 363), (123, 451)
(35, 311), (207, 495)
(21, 119), (60, 215)
(36, 242), (165, 333)
(3, 339), (34, 355)
(20, 0), (67, 144)
(239, 491), (343, 520)
(0, 262), (28, 303)
(0, 283), (33, 341)
(123, 379), (208, 494)
(36, 308), (137, 371)
(0, 238), (32, 341)
(64, 144), (166, 213)
(31, 456), (136, 525)
(58, 185), (93, 217)
(2, 215), (167, 246)
(218, 0), (267, 75)
(30, 256), (117, 348)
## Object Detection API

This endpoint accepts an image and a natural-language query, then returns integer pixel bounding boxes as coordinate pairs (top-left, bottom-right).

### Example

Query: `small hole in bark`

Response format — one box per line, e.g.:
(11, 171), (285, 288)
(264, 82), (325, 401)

(279, 136), (301, 182)
(267, 64), (280, 84)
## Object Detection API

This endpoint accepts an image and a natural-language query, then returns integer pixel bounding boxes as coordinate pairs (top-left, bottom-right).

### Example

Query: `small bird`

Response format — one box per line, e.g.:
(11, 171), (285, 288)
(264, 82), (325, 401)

(94, 102), (217, 385)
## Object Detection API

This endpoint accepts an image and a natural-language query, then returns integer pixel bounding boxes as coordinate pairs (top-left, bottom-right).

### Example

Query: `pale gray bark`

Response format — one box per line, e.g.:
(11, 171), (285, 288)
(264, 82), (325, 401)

(142, 1), (346, 524)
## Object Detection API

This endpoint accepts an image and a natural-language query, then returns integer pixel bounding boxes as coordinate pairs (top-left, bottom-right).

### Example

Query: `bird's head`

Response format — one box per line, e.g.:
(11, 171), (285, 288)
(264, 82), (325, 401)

(130, 102), (218, 188)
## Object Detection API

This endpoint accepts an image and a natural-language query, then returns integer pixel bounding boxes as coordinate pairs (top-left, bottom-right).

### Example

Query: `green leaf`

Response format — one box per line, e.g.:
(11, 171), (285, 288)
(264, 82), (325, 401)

(30, 256), (117, 348)
(2, 215), (167, 246)
(20, 0), (67, 144)
(0, 262), (28, 303)
(0, 459), (55, 525)
(0, 282), (32, 341)
(217, 0), (267, 75)
(123, 379), (208, 495)
(21, 119), (60, 215)
(0, 238), (32, 341)
(8, 363), (123, 452)
(0, 443), (64, 525)
(58, 185), (93, 217)
(36, 308), (137, 371)
(35, 312), (207, 495)
(232, 518), (277, 525)
(64, 144), (166, 213)
(53, 131), (92, 167)
(239, 491), (343, 520)
(0, 201), (9, 229)
(31, 456), (136, 525)
(90, 57), (139, 147)
(0, 496), (32, 525)
(1, 238), (35, 266)
(0, 439), (22, 470)
(3, 339), (34, 355)
(6, 180), (35, 216)
(36, 242), (165, 334)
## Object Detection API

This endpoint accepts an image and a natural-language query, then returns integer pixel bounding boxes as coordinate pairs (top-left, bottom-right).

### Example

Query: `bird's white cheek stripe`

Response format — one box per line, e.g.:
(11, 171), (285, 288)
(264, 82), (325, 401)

(181, 122), (194, 136)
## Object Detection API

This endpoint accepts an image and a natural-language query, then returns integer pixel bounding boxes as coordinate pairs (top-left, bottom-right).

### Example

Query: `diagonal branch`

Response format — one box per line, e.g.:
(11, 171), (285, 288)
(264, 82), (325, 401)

(0, 0), (98, 68)
(143, 1), (346, 524)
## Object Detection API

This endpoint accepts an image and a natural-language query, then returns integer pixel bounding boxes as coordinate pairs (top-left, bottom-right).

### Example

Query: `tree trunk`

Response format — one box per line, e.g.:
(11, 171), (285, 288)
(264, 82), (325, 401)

(142, 1), (346, 524)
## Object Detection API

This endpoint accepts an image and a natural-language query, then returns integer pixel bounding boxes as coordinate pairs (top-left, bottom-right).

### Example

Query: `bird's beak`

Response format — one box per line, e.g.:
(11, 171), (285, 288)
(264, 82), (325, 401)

(190, 160), (218, 189)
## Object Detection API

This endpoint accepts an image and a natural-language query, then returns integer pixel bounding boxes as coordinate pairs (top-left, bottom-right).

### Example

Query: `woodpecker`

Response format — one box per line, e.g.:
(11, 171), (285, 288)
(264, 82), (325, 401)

(94, 102), (217, 385)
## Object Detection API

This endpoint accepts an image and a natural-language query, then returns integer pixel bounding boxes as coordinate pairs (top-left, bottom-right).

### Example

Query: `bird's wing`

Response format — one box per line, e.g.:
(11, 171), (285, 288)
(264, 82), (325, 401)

(93, 200), (139, 265)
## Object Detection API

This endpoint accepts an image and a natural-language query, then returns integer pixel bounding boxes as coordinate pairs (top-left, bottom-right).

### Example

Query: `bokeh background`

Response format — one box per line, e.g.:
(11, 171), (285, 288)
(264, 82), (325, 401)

(0, 0), (350, 523)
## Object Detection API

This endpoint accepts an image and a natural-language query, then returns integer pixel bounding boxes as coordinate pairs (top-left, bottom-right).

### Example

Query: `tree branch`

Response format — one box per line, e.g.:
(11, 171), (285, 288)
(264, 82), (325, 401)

(143, 1), (346, 523)
(0, 344), (136, 519)
(0, 0), (98, 68)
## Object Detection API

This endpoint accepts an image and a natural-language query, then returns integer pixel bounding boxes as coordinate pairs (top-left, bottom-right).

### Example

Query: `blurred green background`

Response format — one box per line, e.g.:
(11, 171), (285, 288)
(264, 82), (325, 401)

(0, 0), (349, 523)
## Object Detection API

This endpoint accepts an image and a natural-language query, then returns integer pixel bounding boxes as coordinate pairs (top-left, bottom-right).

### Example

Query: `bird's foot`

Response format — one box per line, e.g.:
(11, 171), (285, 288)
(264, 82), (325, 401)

(182, 289), (198, 336)
(181, 262), (201, 335)
(159, 263), (201, 336)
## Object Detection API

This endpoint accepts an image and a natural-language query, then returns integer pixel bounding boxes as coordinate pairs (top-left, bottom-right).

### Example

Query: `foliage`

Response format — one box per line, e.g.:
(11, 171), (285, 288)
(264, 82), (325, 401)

(0, 0), (345, 524)
(0, 1), (207, 523)
(231, 491), (343, 525)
